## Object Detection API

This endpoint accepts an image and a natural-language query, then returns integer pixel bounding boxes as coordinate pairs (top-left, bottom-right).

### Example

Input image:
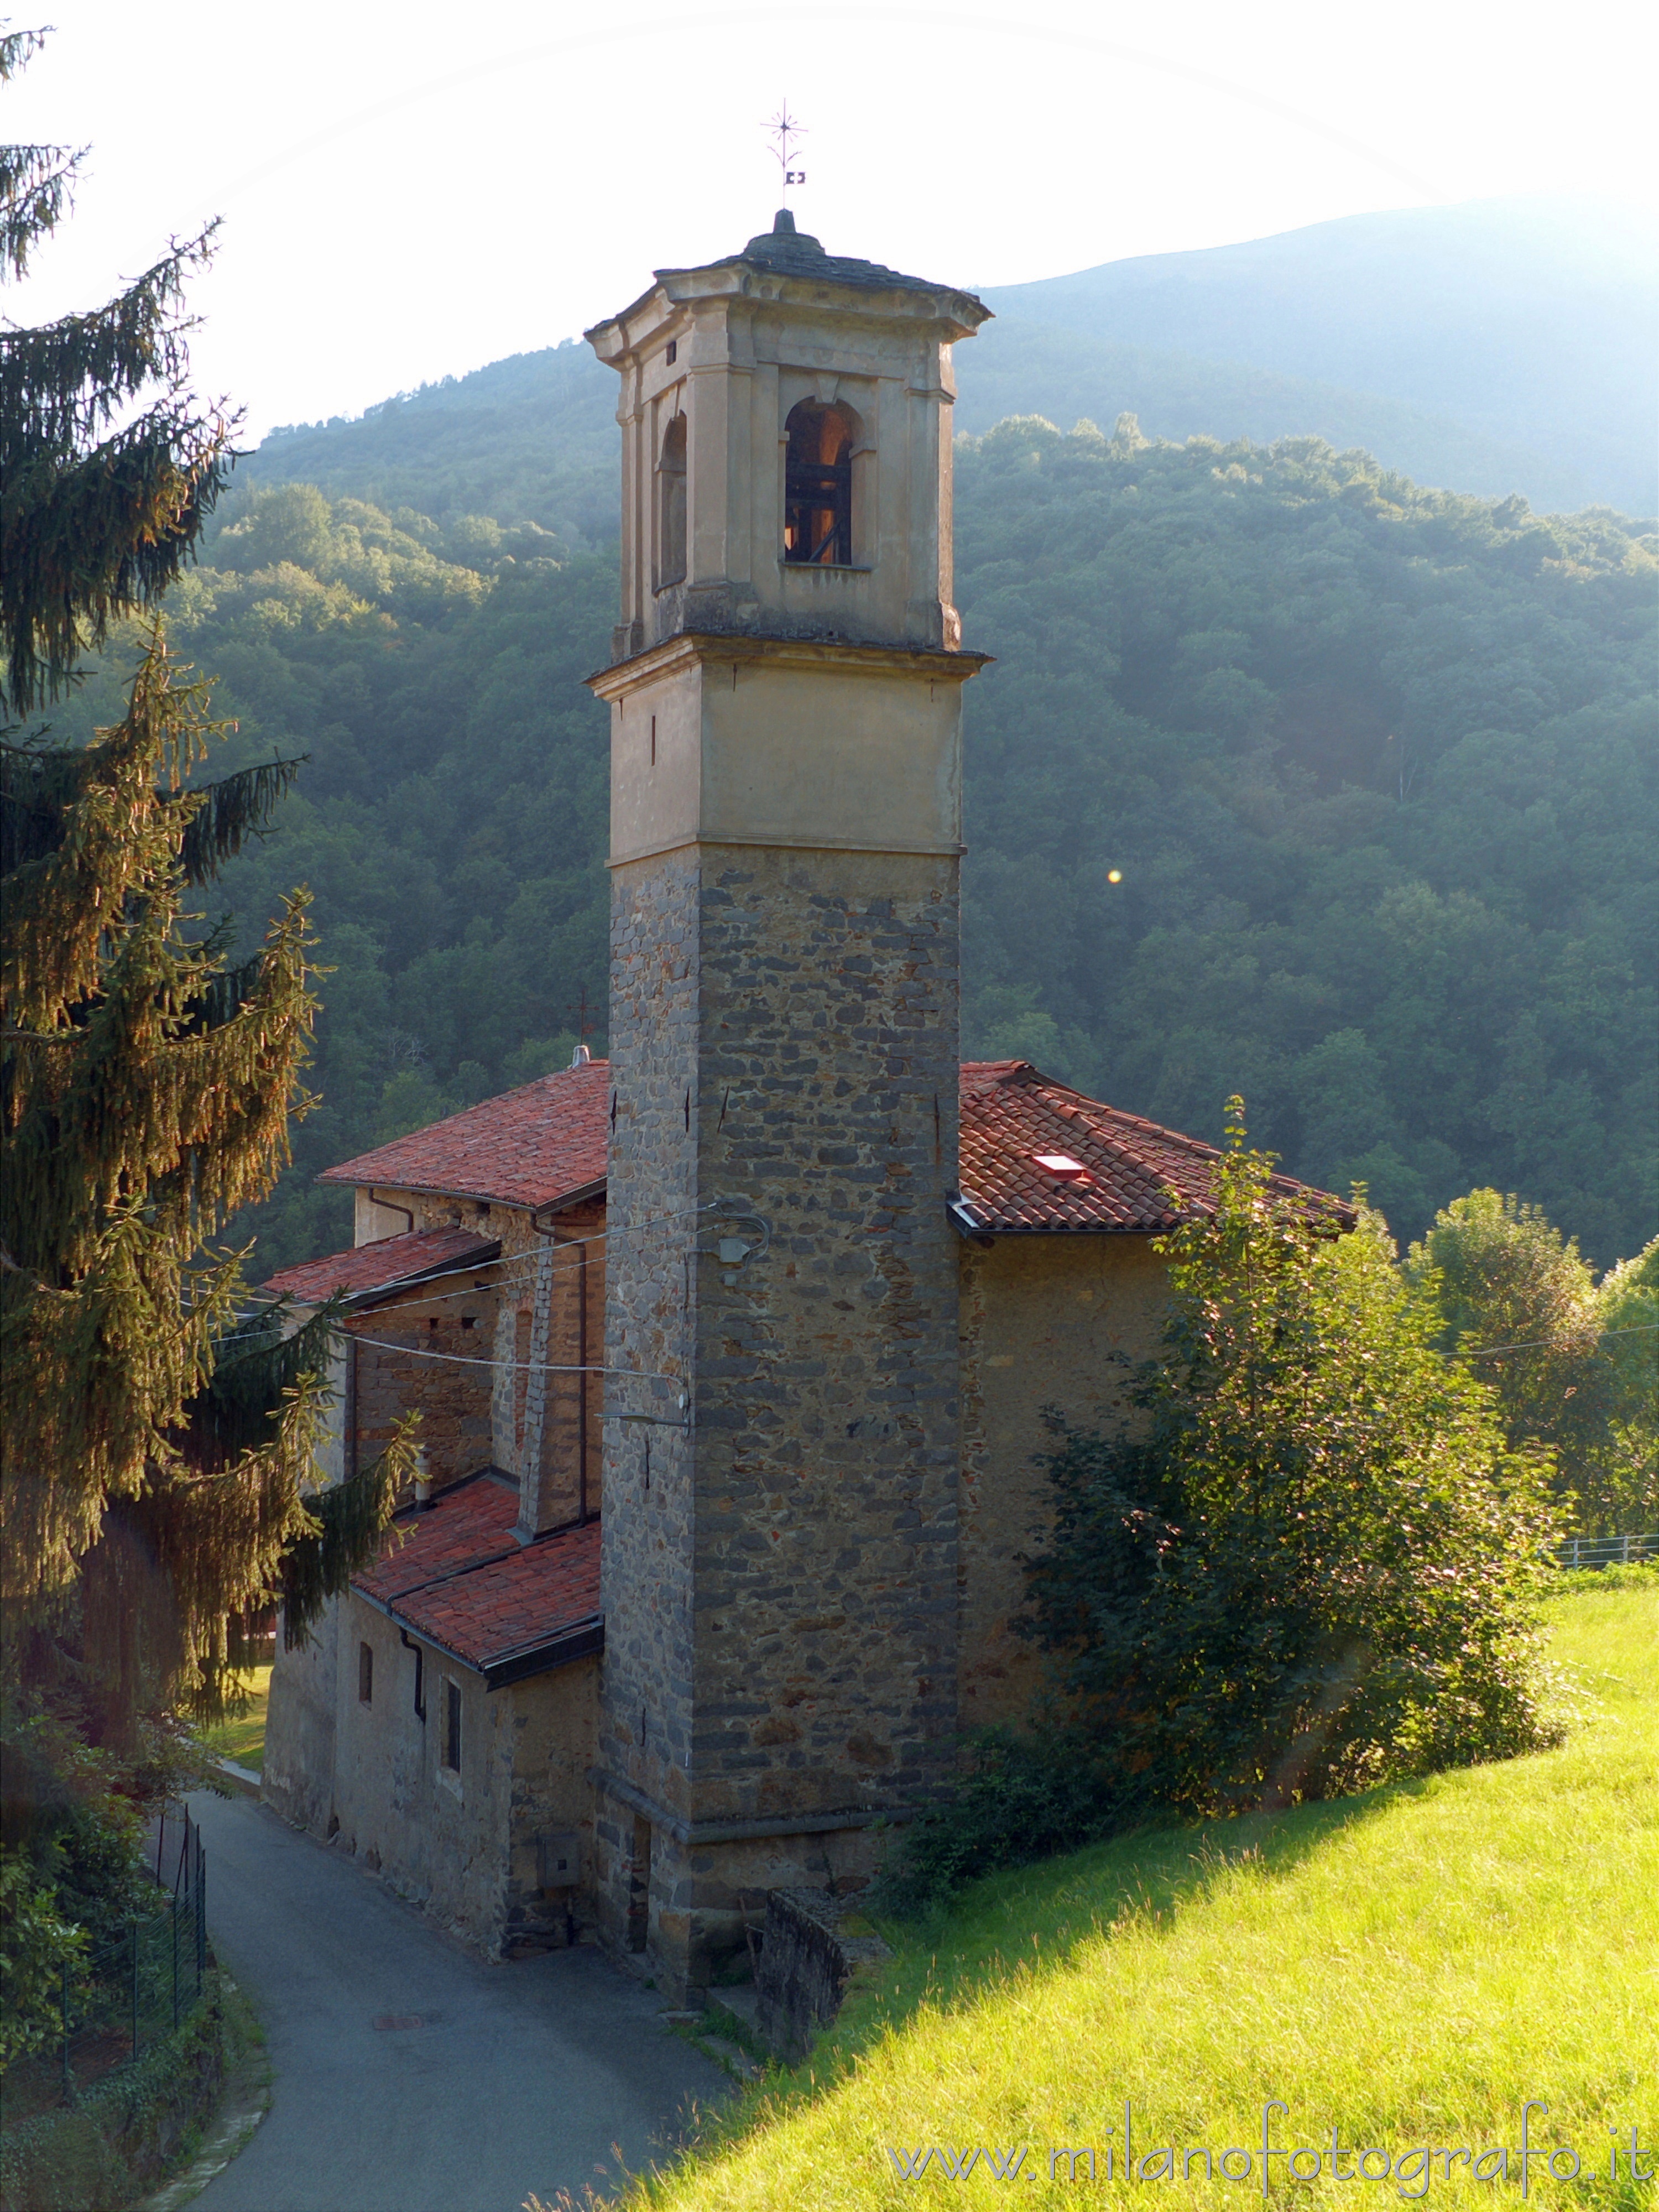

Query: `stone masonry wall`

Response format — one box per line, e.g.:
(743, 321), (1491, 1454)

(600, 846), (701, 1901)
(687, 842), (961, 1820)
(599, 834), (962, 1982)
(348, 1276), (498, 1492)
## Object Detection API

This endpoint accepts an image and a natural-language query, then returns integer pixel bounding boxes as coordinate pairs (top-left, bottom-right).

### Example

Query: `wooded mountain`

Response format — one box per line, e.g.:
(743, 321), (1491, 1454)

(975, 197), (1657, 515)
(249, 197), (1656, 530)
(55, 415), (1655, 1280)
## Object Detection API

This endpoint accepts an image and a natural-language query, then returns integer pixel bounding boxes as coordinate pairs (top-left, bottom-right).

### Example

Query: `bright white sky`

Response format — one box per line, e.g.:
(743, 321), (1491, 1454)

(9, 0), (1657, 440)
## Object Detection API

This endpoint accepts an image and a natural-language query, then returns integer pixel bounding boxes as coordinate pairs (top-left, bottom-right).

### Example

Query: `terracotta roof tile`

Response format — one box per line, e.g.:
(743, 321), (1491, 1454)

(309, 1055), (1342, 1237)
(354, 1477), (602, 1680)
(956, 1060), (1345, 1233)
(317, 1061), (611, 1211)
(262, 1227), (499, 1303)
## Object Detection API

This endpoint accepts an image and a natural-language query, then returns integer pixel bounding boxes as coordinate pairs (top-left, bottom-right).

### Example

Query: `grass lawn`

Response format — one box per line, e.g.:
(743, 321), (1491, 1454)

(612, 1578), (1658, 2209)
(199, 1663), (272, 1773)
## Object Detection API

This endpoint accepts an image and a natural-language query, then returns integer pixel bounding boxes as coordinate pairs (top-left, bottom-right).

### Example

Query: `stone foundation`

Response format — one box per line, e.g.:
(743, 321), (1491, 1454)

(755, 1888), (891, 2059)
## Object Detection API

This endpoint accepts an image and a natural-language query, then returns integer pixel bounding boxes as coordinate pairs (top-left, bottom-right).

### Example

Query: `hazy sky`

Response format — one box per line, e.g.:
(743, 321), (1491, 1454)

(11, 0), (1656, 440)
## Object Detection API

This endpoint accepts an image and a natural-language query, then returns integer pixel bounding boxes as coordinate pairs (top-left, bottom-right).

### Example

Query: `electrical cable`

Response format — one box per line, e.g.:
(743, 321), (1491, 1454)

(343, 1331), (686, 1389)
(1459, 1323), (1659, 1358)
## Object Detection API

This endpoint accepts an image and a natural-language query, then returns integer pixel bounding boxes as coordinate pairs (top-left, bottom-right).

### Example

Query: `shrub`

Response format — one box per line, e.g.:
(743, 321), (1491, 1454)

(0, 1859), (85, 2072)
(869, 1731), (1139, 1917)
(1021, 1108), (1563, 1815)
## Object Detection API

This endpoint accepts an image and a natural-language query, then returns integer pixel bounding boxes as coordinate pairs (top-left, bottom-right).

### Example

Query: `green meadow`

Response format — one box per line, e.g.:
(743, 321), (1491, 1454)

(614, 1578), (1658, 2209)
(200, 1663), (272, 1774)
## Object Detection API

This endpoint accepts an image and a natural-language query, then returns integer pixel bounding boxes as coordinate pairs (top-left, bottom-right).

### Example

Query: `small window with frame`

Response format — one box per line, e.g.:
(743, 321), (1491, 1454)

(358, 1641), (374, 1705)
(443, 1678), (462, 1773)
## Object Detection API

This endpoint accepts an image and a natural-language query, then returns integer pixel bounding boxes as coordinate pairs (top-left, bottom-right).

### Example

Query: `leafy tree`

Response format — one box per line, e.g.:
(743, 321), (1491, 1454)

(0, 33), (408, 1773)
(1020, 1108), (1561, 1816)
(1410, 1192), (1657, 1533)
(1593, 1237), (1659, 1533)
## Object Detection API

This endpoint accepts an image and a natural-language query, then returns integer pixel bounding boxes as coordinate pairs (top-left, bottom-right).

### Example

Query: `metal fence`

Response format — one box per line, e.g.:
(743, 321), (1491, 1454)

(1553, 1532), (1658, 1570)
(14, 1807), (209, 2112)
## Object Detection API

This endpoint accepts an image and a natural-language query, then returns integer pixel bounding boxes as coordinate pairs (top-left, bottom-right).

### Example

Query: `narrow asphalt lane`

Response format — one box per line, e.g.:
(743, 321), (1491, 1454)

(187, 1791), (729, 2212)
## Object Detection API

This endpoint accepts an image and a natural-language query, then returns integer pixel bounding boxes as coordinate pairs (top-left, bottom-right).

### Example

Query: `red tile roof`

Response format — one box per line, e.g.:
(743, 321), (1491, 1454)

(956, 1060), (1344, 1233)
(310, 1054), (1341, 1235)
(354, 1475), (602, 1684)
(262, 1227), (499, 1303)
(317, 1060), (611, 1212)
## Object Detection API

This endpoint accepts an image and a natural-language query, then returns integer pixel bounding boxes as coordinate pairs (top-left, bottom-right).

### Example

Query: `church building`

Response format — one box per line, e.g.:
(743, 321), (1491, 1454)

(261, 211), (1329, 2000)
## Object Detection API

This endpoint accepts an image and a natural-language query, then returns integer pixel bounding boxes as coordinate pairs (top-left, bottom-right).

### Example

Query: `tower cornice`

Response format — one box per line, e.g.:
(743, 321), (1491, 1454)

(586, 628), (992, 702)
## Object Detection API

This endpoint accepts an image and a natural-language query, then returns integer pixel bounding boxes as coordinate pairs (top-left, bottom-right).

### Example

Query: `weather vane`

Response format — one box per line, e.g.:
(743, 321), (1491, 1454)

(766, 101), (806, 202)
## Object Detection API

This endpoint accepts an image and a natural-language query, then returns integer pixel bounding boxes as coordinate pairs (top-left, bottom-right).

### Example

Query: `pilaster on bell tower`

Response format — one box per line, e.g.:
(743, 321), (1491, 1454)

(585, 213), (989, 2001)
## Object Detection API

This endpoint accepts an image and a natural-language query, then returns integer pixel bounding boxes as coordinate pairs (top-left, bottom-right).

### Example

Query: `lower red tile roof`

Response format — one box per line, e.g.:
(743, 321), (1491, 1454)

(956, 1060), (1347, 1233)
(317, 1059), (611, 1212)
(353, 1475), (601, 1684)
(262, 1227), (499, 1303)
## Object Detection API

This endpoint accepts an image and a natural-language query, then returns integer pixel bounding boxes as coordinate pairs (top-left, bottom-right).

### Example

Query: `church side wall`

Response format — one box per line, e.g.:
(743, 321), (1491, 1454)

(332, 1597), (505, 1949)
(505, 1657), (601, 1947)
(262, 1595), (340, 1835)
(957, 1233), (1170, 1729)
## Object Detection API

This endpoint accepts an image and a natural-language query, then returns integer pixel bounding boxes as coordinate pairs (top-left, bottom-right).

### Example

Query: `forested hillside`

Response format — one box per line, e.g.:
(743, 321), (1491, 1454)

(54, 425), (1656, 1277)
(953, 420), (1653, 1266)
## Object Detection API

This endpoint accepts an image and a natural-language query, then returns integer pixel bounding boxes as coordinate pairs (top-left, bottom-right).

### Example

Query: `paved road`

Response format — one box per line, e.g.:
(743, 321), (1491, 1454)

(188, 1792), (728, 2212)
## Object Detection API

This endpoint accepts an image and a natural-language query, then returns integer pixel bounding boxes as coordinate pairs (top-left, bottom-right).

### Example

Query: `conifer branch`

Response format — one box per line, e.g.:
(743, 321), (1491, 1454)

(178, 754), (305, 883)
(0, 142), (83, 278)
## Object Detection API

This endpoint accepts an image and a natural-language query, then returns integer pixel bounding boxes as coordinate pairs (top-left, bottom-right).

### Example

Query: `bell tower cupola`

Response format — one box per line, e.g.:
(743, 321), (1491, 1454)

(586, 211), (989, 661)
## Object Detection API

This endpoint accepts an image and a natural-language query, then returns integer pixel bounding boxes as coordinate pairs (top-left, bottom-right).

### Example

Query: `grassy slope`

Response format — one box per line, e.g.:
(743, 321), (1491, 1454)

(625, 1583), (1658, 2208)
(199, 1665), (272, 1773)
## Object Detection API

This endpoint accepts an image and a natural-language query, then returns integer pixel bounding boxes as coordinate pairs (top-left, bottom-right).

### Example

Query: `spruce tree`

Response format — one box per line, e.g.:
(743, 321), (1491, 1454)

(1, 27), (408, 1751)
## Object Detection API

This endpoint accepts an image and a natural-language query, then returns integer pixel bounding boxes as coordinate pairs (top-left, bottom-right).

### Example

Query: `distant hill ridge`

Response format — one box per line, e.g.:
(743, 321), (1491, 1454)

(252, 195), (1657, 530)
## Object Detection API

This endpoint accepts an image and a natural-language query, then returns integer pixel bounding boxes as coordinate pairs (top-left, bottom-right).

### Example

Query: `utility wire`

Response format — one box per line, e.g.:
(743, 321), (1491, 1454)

(344, 1332), (686, 1389)
(1460, 1323), (1659, 1359)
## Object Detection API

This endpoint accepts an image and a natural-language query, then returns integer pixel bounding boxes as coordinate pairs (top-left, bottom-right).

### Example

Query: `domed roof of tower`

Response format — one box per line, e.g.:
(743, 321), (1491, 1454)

(715, 207), (985, 304)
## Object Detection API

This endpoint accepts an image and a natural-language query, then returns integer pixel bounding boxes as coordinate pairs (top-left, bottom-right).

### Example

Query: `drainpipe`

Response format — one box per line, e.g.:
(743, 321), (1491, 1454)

(369, 1189), (414, 1236)
(577, 1241), (589, 1525)
(398, 1629), (426, 1721)
(344, 1331), (359, 1484)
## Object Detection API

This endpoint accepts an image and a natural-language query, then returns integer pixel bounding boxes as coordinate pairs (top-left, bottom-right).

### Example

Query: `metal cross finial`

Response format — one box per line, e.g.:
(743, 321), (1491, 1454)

(566, 987), (602, 1046)
(766, 101), (806, 200)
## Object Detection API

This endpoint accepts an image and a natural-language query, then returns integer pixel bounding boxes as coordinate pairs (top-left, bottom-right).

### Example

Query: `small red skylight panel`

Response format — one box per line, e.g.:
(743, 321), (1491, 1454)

(1032, 1152), (1091, 1182)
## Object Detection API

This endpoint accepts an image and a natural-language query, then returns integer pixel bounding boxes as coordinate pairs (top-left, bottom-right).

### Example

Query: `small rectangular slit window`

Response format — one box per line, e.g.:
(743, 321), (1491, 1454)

(665, 340), (677, 364)
(443, 1679), (462, 1772)
(358, 1641), (373, 1704)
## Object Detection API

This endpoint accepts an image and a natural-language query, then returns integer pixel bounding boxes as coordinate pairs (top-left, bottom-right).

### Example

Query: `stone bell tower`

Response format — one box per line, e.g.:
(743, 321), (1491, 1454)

(585, 212), (989, 1997)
